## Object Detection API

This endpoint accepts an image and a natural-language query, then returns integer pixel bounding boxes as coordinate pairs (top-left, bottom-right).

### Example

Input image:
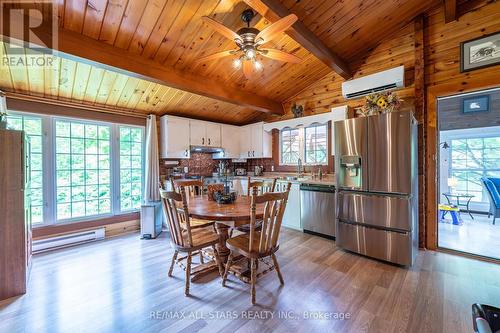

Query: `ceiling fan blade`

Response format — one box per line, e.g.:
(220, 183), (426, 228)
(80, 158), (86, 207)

(260, 49), (302, 63)
(197, 50), (236, 63)
(242, 61), (254, 80)
(202, 16), (241, 41)
(255, 14), (297, 44)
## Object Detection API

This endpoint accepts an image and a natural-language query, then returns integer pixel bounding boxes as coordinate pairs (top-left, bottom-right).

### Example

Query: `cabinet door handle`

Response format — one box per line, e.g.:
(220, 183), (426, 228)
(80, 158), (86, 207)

(202, 137), (205, 145)
(247, 151), (250, 157)
(208, 138), (211, 145)
(252, 150), (255, 157)
(184, 150), (188, 157)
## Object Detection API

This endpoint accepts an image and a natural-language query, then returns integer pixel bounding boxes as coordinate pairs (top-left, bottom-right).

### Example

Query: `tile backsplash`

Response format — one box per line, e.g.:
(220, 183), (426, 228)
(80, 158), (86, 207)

(159, 153), (275, 178)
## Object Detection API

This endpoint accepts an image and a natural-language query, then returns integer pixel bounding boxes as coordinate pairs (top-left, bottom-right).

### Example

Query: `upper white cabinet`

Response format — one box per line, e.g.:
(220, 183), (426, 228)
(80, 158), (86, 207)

(160, 116), (190, 159)
(213, 124), (240, 159)
(241, 122), (272, 159)
(205, 122), (221, 147)
(189, 121), (206, 146)
(189, 120), (221, 147)
(161, 116), (271, 160)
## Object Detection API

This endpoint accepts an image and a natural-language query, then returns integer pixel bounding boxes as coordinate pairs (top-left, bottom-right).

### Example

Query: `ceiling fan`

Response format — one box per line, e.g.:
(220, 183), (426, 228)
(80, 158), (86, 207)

(198, 9), (301, 79)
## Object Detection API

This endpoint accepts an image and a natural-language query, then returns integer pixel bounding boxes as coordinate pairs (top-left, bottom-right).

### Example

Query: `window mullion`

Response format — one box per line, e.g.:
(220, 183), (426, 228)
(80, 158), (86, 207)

(111, 124), (120, 215)
(43, 116), (56, 225)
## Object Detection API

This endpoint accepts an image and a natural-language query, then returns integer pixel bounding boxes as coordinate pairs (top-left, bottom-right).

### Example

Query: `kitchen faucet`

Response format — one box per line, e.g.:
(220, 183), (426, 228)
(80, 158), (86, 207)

(297, 158), (304, 177)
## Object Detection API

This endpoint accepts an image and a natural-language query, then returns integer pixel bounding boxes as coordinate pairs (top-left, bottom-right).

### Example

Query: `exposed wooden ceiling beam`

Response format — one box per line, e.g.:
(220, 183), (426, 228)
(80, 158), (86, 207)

(1, 28), (284, 115)
(243, 0), (352, 79)
(444, 0), (457, 23)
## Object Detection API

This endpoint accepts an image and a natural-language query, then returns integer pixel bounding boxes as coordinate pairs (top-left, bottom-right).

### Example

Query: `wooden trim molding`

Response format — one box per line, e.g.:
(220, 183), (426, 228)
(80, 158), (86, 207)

(6, 94), (147, 126)
(33, 212), (140, 239)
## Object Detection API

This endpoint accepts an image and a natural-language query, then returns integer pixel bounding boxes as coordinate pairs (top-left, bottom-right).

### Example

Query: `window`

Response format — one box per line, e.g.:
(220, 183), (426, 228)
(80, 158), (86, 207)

(304, 125), (327, 165)
(279, 124), (328, 166)
(55, 120), (112, 220)
(5, 111), (144, 226)
(449, 136), (500, 203)
(280, 128), (300, 165)
(119, 126), (144, 211)
(6, 115), (44, 224)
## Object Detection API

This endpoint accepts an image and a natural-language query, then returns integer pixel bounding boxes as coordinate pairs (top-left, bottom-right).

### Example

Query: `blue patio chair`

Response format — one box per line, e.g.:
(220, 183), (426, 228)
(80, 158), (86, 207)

(480, 177), (500, 225)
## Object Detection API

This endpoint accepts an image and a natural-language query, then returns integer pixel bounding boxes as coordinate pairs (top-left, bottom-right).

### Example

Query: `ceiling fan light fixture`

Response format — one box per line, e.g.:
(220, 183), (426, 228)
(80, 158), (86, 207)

(254, 60), (262, 70)
(245, 48), (256, 60)
(233, 58), (242, 69)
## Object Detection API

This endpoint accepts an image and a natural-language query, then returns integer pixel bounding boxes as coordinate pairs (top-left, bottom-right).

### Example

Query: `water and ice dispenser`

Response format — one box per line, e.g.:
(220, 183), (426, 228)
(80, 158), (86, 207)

(338, 155), (362, 189)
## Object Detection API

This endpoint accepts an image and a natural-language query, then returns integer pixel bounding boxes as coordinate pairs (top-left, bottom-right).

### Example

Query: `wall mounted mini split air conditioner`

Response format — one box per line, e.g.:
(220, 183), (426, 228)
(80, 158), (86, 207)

(341, 65), (405, 99)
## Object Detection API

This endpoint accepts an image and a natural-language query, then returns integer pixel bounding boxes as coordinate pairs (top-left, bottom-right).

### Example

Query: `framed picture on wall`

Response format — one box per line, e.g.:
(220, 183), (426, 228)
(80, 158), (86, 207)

(461, 32), (500, 72)
(462, 95), (490, 113)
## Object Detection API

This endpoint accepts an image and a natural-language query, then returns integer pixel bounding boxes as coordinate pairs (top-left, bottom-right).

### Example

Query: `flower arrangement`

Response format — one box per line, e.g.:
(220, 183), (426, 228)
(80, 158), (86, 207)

(356, 91), (402, 117)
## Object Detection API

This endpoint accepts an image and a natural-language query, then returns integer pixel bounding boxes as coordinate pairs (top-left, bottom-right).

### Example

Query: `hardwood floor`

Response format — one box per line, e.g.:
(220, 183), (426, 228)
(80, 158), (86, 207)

(1, 229), (499, 333)
(439, 213), (500, 260)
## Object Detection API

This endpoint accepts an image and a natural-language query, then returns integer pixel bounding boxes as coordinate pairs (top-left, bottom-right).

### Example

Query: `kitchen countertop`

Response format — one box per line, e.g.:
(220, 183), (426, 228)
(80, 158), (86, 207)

(232, 172), (336, 186)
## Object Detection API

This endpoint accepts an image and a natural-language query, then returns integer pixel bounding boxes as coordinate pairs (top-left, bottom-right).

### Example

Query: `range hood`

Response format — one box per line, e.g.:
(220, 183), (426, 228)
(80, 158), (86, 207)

(190, 145), (224, 153)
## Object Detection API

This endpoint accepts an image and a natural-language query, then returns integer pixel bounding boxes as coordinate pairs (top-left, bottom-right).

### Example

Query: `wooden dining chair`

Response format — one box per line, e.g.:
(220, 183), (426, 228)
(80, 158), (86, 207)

(160, 188), (223, 296)
(222, 183), (291, 304)
(169, 178), (215, 229)
(170, 178), (204, 197)
(233, 178), (278, 235)
(247, 177), (277, 195)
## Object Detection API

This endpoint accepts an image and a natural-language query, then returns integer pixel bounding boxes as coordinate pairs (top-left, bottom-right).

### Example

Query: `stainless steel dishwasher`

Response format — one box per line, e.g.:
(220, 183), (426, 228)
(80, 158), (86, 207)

(300, 183), (336, 239)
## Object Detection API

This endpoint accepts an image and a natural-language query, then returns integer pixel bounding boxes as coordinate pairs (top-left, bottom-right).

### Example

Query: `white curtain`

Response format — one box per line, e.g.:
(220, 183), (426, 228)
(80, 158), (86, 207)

(144, 114), (160, 203)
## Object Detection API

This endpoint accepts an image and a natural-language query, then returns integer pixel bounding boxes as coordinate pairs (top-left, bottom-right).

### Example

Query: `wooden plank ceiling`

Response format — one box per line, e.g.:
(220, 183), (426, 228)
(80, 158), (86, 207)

(0, 41), (260, 124)
(1, 0), (442, 124)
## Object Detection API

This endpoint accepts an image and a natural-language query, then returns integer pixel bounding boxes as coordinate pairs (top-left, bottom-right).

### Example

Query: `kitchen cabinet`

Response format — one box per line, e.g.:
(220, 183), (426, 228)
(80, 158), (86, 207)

(189, 120), (206, 146)
(213, 124), (240, 159)
(240, 122), (272, 159)
(239, 126), (251, 158)
(189, 120), (221, 147)
(277, 182), (301, 231)
(160, 115), (190, 159)
(205, 122), (221, 147)
(0, 130), (32, 300)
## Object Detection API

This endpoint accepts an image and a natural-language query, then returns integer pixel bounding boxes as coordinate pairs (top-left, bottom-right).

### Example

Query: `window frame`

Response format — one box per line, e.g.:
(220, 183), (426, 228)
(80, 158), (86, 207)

(448, 135), (500, 204)
(279, 123), (329, 166)
(118, 124), (145, 213)
(303, 124), (328, 166)
(7, 110), (145, 228)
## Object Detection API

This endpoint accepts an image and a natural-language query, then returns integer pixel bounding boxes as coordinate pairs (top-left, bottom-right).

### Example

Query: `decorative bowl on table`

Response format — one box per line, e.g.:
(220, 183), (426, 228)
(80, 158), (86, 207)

(213, 191), (237, 204)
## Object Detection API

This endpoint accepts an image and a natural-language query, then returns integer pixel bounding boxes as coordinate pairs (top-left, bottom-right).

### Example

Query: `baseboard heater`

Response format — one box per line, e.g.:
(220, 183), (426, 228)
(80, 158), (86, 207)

(32, 228), (106, 253)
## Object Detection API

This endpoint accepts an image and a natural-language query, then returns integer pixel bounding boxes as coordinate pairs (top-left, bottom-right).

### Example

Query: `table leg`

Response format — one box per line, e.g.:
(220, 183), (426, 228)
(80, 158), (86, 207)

(215, 223), (230, 264)
(466, 198), (474, 220)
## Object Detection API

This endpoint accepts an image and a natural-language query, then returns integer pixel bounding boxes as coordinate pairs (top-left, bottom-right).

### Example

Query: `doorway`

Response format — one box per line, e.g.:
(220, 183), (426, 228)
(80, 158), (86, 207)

(437, 88), (500, 260)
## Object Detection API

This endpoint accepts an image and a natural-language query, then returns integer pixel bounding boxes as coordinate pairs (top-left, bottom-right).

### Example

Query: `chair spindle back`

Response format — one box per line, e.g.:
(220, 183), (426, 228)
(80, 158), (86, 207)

(249, 182), (291, 254)
(160, 188), (193, 248)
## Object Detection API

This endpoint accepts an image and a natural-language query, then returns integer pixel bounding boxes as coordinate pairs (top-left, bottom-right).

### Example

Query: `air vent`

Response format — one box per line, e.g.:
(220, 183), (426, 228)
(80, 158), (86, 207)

(342, 66), (404, 100)
(345, 83), (399, 99)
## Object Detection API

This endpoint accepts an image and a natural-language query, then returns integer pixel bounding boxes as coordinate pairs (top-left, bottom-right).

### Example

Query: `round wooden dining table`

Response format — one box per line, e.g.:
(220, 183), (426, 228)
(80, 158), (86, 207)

(186, 195), (265, 264)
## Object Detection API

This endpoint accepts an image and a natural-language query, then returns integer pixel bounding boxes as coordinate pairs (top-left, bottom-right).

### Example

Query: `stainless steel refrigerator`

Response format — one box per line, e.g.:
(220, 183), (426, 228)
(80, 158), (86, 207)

(334, 111), (418, 266)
